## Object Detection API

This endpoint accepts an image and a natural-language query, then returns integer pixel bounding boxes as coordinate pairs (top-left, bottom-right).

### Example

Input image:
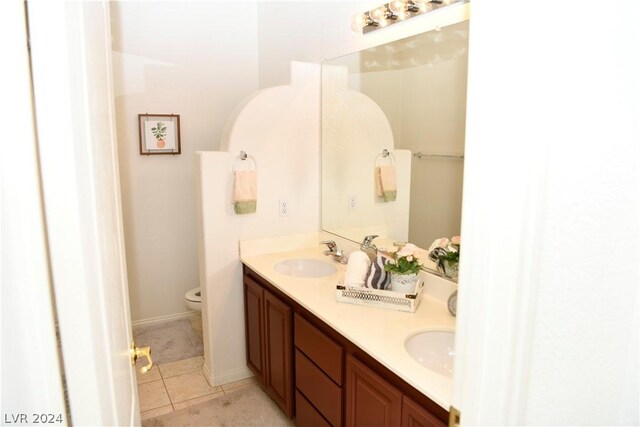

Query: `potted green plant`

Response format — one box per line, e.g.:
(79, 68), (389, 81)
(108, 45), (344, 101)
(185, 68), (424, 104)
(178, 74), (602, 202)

(384, 243), (428, 293)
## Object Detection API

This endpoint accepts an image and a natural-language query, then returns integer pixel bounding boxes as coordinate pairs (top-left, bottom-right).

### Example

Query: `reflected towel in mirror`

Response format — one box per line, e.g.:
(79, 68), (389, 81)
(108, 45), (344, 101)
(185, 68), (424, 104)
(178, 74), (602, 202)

(375, 165), (397, 202)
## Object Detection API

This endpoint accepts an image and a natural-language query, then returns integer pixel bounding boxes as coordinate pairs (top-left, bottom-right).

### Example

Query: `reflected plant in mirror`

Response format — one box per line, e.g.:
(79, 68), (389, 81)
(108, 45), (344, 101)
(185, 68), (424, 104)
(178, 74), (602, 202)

(428, 236), (460, 279)
(321, 19), (469, 282)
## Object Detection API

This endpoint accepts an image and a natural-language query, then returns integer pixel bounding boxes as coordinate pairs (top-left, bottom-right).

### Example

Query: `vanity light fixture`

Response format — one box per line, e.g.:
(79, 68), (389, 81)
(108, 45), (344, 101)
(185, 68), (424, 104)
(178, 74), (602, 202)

(352, 0), (465, 34)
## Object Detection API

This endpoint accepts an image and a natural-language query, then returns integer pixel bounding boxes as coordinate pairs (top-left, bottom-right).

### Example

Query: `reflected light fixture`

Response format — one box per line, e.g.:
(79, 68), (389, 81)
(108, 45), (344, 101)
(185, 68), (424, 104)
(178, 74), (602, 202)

(352, 0), (466, 34)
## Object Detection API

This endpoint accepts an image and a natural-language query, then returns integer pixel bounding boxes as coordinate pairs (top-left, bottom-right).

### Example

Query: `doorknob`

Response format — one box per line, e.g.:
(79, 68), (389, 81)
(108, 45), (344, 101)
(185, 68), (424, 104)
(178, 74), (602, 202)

(130, 342), (153, 374)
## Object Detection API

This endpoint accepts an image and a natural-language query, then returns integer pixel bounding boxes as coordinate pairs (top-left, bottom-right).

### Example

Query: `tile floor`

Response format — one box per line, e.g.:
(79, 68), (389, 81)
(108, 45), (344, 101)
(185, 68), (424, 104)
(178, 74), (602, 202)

(136, 355), (257, 420)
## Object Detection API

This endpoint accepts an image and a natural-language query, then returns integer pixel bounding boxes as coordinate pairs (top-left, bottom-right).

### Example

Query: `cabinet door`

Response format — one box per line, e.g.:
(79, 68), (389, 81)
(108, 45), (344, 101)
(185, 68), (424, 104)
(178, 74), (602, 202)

(244, 277), (265, 383)
(264, 290), (293, 418)
(346, 355), (402, 427)
(402, 396), (445, 427)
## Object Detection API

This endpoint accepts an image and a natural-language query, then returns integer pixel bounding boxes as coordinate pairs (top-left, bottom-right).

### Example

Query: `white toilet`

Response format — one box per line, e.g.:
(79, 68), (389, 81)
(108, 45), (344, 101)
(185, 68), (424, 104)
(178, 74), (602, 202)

(184, 287), (202, 312)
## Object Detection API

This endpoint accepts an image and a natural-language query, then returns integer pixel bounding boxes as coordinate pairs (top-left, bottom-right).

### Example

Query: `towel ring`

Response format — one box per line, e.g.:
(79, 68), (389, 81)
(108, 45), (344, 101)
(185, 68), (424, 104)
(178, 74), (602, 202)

(233, 150), (257, 171)
(375, 149), (396, 166)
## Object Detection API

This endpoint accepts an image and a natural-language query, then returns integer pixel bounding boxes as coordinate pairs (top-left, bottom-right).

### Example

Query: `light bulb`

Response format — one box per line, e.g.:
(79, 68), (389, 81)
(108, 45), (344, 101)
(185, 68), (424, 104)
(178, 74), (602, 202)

(351, 13), (366, 32)
(389, 0), (406, 15)
(413, 0), (431, 12)
(390, 0), (413, 19)
(369, 7), (385, 22)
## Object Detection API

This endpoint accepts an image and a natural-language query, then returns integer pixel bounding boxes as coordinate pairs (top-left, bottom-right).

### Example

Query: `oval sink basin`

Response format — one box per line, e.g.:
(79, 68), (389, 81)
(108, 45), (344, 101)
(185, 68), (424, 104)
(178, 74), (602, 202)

(273, 258), (337, 278)
(405, 331), (455, 377)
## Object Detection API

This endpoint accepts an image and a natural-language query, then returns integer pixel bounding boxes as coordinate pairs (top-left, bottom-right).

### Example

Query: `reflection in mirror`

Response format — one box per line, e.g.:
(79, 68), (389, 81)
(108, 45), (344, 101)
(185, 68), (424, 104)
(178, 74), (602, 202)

(321, 20), (469, 274)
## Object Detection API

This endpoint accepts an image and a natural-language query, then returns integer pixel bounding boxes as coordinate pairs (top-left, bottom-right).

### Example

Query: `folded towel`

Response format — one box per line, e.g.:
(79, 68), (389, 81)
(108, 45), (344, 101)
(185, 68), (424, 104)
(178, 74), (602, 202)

(344, 251), (371, 287)
(234, 170), (257, 214)
(366, 254), (390, 290)
(375, 165), (397, 202)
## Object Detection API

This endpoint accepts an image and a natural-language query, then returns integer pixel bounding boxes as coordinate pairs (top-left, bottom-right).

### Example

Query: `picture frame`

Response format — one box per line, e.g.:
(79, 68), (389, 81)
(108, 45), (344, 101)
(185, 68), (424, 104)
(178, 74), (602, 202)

(138, 114), (181, 155)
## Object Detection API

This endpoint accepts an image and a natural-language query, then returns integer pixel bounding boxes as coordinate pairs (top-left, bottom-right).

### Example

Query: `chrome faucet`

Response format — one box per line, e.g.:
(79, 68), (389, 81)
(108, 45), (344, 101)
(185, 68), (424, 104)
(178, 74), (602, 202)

(320, 240), (348, 264)
(360, 234), (379, 260)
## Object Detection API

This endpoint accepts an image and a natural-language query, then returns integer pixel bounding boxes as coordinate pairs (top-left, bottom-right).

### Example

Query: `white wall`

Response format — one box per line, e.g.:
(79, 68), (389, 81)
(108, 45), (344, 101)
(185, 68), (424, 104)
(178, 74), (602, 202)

(110, 1), (259, 322)
(196, 62), (320, 385)
(454, 1), (640, 425)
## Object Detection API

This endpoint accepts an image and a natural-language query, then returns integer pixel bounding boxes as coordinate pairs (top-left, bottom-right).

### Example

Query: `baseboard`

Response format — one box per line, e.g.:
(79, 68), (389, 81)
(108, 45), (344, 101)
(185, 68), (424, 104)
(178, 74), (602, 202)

(202, 363), (253, 388)
(132, 311), (199, 329)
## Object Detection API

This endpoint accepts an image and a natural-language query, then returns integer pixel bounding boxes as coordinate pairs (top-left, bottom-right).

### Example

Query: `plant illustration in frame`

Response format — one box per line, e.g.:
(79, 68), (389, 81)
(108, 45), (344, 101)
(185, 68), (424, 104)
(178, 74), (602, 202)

(151, 121), (167, 148)
(138, 114), (181, 155)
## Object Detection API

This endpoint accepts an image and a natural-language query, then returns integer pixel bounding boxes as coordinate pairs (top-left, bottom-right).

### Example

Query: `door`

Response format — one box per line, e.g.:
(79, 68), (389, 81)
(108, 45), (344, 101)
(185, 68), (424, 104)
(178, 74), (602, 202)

(402, 396), (443, 427)
(26, 1), (140, 425)
(454, 2), (640, 426)
(264, 290), (293, 418)
(345, 355), (402, 427)
(1, 2), (67, 420)
(244, 276), (266, 382)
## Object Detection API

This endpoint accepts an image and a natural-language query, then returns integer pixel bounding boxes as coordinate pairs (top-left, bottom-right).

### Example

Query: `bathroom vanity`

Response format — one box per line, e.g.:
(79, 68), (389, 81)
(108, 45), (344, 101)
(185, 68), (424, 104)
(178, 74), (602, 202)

(241, 246), (455, 427)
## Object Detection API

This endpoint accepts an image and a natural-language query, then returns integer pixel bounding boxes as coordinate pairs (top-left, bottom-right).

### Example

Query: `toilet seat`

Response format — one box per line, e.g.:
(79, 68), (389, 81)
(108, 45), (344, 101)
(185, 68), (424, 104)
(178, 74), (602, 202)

(185, 287), (201, 303)
(184, 287), (202, 312)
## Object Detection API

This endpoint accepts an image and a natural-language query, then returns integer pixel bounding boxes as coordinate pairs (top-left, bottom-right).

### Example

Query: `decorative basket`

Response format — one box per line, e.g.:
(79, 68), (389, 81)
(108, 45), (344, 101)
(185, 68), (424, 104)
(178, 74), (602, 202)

(336, 277), (424, 313)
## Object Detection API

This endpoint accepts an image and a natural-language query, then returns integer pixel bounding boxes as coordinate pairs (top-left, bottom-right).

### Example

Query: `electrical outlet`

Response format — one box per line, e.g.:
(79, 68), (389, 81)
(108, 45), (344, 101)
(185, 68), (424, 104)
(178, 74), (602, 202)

(348, 194), (357, 211)
(279, 199), (289, 217)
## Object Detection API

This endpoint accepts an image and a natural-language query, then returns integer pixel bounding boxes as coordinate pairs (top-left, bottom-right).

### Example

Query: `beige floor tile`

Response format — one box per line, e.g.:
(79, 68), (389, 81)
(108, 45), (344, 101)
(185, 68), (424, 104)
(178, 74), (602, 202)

(158, 356), (203, 379)
(136, 364), (161, 384)
(220, 376), (258, 393)
(172, 390), (225, 411)
(163, 370), (222, 403)
(140, 404), (173, 420)
(138, 380), (171, 412)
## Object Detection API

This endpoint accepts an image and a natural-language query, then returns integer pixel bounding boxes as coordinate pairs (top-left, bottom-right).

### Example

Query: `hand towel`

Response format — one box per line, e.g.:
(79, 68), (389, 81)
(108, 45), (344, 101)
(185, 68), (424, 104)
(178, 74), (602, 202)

(375, 167), (384, 198)
(366, 254), (390, 290)
(234, 170), (257, 214)
(376, 165), (397, 202)
(344, 251), (371, 287)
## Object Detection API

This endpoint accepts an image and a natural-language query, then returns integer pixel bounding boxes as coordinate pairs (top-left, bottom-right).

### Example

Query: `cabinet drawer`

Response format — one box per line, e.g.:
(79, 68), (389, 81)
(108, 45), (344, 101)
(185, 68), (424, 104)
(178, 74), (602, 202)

(294, 313), (343, 385)
(296, 390), (332, 427)
(295, 350), (342, 427)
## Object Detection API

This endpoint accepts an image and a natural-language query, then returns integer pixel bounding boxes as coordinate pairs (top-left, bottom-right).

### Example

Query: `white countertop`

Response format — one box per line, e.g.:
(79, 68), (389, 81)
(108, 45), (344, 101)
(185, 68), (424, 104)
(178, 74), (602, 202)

(241, 245), (456, 410)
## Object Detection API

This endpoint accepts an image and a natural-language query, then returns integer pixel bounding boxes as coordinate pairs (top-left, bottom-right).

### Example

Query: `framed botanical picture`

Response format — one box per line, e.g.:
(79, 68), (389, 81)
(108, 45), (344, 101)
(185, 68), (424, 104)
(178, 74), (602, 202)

(138, 114), (181, 155)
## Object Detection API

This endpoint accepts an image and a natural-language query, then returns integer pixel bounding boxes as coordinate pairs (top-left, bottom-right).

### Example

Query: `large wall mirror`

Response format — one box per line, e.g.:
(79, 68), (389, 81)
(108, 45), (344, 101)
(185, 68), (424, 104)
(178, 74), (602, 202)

(321, 20), (469, 268)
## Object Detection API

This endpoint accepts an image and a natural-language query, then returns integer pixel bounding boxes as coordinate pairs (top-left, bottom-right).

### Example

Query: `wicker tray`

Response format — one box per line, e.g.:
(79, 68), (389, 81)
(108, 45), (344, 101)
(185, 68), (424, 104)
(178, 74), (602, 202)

(336, 278), (424, 313)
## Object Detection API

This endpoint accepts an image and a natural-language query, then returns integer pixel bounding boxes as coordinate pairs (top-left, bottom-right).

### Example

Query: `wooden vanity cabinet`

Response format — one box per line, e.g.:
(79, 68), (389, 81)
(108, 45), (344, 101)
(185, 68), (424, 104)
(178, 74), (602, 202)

(345, 354), (402, 427)
(243, 266), (448, 427)
(243, 274), (293, 418)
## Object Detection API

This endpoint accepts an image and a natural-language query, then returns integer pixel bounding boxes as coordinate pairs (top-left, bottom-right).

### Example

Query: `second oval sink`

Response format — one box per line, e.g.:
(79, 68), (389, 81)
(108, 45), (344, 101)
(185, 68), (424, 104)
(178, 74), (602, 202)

(273, 258), (337, 278)
(405, 330), (455, 377)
